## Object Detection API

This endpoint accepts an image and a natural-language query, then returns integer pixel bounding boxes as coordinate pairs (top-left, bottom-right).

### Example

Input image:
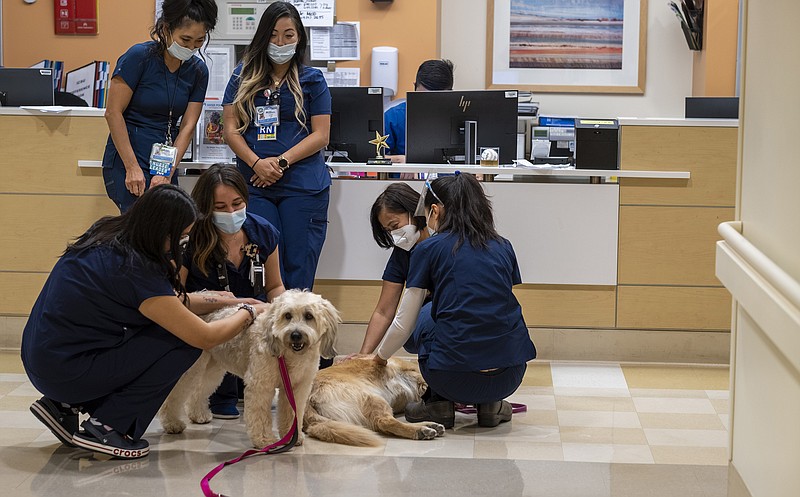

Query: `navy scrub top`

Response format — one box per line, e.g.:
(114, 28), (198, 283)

(222, 64), (332, 197)
(382, 246), (411, 284)
(21, 244), (176, 382)
(183, 213), (280, 301)
(102, 41), (209, 170)
(383, 101), (406, 156)
(406, 233), (537, 371)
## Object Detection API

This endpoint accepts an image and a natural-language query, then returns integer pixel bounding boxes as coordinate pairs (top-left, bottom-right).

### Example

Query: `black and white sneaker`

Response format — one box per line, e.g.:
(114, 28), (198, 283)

(72, 418), (149, 459)
(30, 397), (78, 447)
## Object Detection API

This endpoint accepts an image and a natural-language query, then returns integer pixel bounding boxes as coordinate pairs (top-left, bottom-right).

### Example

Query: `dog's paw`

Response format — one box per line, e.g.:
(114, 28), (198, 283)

(413, 426), (441, 440)
(187, 408), (213, 425)
(161, 419), (187, 434)
(425, 422), (446, 437)
(250, 435), (279, 449)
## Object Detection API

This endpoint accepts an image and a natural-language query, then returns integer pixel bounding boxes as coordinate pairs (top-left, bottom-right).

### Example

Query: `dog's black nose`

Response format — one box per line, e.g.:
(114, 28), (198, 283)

(290, 331), (302, 342)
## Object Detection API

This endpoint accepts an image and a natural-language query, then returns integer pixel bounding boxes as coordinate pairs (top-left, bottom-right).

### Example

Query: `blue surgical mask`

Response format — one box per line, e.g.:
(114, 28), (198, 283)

(212, 207), (247, 234)
(167, 41), (198, 62)
(268, 42), (297, 65)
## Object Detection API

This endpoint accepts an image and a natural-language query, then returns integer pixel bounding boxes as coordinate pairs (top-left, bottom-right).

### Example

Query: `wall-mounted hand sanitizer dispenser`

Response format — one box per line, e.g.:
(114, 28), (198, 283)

(371, 46), (398, 99)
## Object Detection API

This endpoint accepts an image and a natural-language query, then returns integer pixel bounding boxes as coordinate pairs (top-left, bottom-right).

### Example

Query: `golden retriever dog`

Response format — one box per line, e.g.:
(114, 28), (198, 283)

(303, 357), (446, 446)
(159, 289), (340, 448)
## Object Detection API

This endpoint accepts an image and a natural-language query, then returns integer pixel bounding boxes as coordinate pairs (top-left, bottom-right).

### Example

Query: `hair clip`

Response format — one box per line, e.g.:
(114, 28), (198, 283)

(454, 170), (461, 175)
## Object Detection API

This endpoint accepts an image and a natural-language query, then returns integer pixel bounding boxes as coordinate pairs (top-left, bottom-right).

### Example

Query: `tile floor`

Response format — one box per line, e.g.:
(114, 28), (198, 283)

(0, 352), (732, 496)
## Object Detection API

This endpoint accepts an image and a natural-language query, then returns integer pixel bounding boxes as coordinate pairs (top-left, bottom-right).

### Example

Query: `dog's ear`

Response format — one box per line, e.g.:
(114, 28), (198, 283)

(250, 306), (279, 357)
(316, 296), (341, 359)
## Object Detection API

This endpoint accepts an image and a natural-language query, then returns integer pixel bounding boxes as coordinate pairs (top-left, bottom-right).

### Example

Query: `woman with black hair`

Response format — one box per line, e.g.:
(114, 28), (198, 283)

(359, 183), (432, 354)
(384, 59), (455, 163)
(373, 174), (536, 429)
(102, 0), (218, 212)
(181, 163), (285, 418)
(222, 1), (332, 294)
(21, 185), (268, 459)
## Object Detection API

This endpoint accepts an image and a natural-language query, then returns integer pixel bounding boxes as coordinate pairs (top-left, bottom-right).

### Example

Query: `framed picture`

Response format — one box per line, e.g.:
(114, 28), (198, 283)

(487, 0), (647, 94)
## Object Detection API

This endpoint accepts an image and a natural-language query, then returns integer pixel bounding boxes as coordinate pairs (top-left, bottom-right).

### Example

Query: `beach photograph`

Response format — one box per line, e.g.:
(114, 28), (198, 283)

(509, 0), (625, 70)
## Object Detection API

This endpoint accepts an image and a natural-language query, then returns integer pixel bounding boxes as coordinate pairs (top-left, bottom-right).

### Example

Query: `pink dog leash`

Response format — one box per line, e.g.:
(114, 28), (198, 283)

(200, 356), (298, 497)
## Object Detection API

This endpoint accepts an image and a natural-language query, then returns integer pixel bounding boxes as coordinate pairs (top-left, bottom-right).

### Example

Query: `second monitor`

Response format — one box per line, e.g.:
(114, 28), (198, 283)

(327, 87), (384, 163)
(406, 89), (519, 165)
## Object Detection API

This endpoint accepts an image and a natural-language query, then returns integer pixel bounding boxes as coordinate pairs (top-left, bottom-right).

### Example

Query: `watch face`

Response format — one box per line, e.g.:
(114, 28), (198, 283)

(279, 158), (288, 170)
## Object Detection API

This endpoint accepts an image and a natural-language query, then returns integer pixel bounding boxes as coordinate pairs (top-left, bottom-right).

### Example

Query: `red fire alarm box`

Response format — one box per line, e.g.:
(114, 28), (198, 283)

(54, 0), (98, 35)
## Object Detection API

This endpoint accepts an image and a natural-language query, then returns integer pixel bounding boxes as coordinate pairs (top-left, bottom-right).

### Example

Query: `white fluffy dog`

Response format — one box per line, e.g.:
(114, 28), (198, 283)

(159, 289), (340, 448)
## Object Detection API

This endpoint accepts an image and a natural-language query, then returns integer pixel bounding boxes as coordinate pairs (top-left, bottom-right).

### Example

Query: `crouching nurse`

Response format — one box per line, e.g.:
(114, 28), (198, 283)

(372, 173), (536, 429)
(21, 185), (268, 459)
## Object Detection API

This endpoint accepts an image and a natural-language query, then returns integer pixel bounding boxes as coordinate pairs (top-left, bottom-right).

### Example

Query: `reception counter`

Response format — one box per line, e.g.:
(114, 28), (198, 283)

(0, 108), (737, 362)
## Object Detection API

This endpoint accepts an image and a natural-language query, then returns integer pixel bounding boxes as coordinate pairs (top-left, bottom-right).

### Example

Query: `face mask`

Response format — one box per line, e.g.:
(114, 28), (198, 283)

(391, 223), (420, 252)
(167, 41), (198, 62)
(426, 209), (437, 237)
(268, 42), (297, 65)
(212, 207), (247, 234)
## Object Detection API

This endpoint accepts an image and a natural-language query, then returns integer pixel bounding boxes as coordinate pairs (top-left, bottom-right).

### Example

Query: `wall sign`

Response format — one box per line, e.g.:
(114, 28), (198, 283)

(55, 0), (98, 35)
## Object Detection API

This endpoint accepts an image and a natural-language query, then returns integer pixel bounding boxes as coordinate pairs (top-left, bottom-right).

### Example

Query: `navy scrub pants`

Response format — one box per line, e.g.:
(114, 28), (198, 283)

(103, 165), (179, 214)
(247, 187), (329, 291)
(28, 324), (201, 441)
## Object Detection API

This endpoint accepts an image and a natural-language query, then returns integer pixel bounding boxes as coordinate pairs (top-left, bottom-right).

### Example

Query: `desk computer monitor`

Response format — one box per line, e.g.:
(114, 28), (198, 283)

(327, 87), (384, 162)
(406, 89), (518, 165)
(0, 68), (54, 107)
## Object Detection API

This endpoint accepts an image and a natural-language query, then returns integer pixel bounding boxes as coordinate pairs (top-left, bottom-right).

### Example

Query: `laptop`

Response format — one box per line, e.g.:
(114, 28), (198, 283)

(0, 68), (55, 107)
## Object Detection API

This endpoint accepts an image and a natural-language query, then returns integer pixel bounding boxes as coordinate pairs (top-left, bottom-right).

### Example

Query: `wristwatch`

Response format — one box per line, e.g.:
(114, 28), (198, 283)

(278, 155), (289, 171)
(236, 303), (257, 324)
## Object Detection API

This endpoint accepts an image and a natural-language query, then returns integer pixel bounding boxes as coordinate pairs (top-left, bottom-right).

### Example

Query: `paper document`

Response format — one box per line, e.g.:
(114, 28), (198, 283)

(203, 46), (234, 99)
(310, 22), (360, 61)
(290, 1), (335, 27)
(323, 68), (360, 87)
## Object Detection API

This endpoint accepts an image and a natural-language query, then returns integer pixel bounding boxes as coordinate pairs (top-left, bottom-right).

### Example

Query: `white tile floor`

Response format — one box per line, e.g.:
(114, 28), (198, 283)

(0, 356), (733, 496)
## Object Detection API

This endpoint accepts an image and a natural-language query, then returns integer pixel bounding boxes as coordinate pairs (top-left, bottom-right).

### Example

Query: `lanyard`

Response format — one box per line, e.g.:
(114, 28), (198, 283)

(162, 62), (182, 147)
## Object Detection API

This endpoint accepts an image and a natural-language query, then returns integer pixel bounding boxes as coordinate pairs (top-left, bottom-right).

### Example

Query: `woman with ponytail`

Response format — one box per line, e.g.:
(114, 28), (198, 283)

(372, 173), (537, 430)
(222, 1), (332, 295)
(102, 0), (218, 213)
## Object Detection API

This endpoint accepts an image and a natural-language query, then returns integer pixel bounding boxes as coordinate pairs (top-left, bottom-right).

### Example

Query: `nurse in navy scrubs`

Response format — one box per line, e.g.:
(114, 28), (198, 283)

(22, 185), (269, 459)
(181, 164), (285, 418)
(221, 2), (331, 293)
(373, 173), (537, 429)
(102, 0), (218, 212)
(359, 183), (432, 355)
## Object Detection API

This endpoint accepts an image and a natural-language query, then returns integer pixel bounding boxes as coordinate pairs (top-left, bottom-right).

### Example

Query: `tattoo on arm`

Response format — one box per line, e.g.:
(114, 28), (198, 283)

(202, 296), (219, 303)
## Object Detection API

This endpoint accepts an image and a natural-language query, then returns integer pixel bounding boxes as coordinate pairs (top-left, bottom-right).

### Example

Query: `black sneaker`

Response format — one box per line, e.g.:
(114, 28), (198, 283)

(30, 397), (78, 447)
(72, 419), (149, 459)
(211, 404), (240, 420)
(476, 400), (513, 427)
(404, 400), (455, 429)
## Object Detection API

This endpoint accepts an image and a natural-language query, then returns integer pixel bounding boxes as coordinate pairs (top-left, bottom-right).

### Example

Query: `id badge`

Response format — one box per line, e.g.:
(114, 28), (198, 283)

(149, 143), (178, 177)
(255, 104), (279, 127)
(257, 125), (277, 141)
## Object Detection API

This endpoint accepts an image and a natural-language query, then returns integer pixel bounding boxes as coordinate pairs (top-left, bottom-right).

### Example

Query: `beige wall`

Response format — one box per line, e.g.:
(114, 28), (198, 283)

(727, 0), (800, 496)
(0, 1), (439, 100)
(692, 0), (740, 96)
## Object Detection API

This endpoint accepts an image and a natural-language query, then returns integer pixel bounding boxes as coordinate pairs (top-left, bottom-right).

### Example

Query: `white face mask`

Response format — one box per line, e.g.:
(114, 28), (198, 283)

(426, 209), (437, 237)
(391, 222), (420, 252)
(212, 207), (247, 234)
(268, 42), (297, 65)
(167, 41), (199, 62)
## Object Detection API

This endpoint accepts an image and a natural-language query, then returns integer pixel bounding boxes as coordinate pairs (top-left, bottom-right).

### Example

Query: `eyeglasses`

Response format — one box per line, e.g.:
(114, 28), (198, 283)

(414, 178), (443, 217)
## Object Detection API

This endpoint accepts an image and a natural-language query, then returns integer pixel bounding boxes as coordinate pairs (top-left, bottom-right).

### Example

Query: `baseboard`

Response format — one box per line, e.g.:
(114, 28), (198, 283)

(728, 464), (753, 497)
(335, 323), (730, 364)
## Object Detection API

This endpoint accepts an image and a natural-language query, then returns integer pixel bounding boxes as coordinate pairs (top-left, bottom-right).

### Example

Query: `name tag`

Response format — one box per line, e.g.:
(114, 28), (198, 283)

(257, 125), (277, 141)
(149, 143), (178, 176)
(255, 104), (279, 127)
